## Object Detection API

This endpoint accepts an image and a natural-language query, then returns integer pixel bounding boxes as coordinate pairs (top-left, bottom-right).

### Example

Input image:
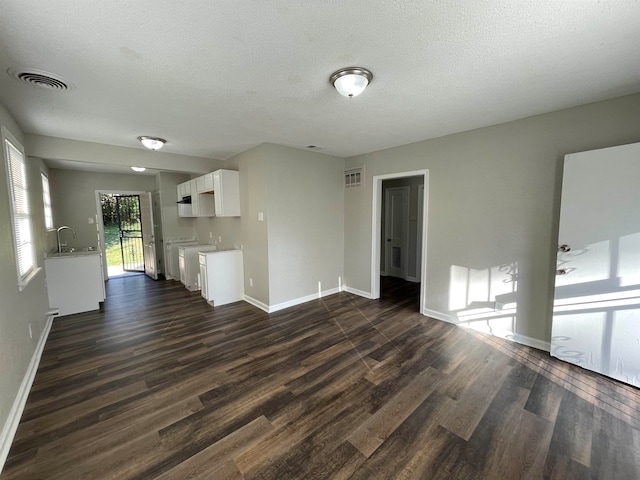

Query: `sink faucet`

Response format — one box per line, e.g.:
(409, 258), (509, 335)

(56, 226), (77, 252)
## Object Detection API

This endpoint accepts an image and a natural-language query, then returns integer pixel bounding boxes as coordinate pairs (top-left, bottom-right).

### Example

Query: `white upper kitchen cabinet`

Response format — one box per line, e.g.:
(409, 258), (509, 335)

(177, 180), (195, 217)
(176, 170), (240, 218)
(189, 179), (200, 216)
(213, 170), (240, 217)
(177, 180), (191, 198)
(196, 173), (214, 193)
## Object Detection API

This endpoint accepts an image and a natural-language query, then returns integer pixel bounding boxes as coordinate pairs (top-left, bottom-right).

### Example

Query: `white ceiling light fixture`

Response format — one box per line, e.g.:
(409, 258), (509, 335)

(330, 67), (373, 98)
(131, 166), (146, 172)
(137, 136), (166, 150)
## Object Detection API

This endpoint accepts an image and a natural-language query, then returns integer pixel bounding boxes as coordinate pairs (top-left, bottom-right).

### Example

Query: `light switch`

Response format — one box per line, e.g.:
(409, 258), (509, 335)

(258, 212), (264, 221)
(88, 217), (94, 224)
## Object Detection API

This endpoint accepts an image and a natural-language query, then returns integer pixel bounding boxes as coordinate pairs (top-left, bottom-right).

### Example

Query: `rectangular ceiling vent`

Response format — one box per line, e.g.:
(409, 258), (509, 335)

(345, 166), (364, 189)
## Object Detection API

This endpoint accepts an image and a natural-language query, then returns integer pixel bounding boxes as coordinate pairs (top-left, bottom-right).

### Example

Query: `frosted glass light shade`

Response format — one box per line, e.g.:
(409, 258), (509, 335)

(131, 166), (146, 172)
(138, 136), (166, 150)
(330, 67), (373, 98)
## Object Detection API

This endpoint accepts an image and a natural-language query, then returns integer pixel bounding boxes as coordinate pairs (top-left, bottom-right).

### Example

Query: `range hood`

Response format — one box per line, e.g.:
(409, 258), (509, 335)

(177, 195), (192, 204)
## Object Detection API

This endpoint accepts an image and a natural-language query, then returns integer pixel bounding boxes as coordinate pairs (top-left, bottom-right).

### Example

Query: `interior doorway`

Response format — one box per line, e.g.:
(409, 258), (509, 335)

(372, 170), (429, 313)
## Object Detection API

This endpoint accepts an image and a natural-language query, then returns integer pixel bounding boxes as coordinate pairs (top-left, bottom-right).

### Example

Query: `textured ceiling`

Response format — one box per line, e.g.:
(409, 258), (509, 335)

(1, 1), (639, 161)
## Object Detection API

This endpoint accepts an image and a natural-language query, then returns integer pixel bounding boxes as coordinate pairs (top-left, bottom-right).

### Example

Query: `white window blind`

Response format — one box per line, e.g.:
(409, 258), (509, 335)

(41, 172), (53, 230)
(3, 128), (36, 287)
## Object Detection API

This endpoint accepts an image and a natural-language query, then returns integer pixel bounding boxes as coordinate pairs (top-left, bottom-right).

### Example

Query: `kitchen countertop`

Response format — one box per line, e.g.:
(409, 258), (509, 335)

(45, 248), (101, 258)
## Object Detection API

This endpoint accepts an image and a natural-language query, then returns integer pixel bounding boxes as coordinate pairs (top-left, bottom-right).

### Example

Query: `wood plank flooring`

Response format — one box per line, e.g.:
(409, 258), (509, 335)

(3, 275), (640, 479)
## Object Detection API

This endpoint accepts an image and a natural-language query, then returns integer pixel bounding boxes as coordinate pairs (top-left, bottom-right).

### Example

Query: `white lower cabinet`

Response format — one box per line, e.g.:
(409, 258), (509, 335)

(179, 245), (218, 291)
(199, 250), (244, 306)
(44, 253), (105, 316)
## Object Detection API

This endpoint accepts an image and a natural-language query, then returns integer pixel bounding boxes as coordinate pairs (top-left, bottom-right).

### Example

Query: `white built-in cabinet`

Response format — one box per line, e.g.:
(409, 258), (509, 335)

(177, 169), (240, 218)
(199, 249), (244, 306)
(44, 253), (105, 316)
(213, 170), (241, 217)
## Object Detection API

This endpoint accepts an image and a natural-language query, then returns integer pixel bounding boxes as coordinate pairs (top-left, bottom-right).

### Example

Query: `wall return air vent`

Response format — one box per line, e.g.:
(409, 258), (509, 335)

(8, 68), (74, 91)
(345, 166), (364, 189)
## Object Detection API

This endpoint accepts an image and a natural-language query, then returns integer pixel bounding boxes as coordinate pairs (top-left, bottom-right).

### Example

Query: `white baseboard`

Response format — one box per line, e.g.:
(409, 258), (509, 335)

(421, 307), (551, 352)
(268, 287), (341, 313)
(245, 287), (342, 314)
(422, 308), (458, 324)
(243, 295), (270, 313)
(343, 286), (373, 299)
(511, 334), (551, 352)
(0, 314), (54, 474)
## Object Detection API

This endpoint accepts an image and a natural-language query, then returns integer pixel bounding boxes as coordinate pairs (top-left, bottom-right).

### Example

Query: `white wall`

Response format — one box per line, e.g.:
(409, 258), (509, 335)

(344, 92), (640, 346)
(0, 104), (51, 467)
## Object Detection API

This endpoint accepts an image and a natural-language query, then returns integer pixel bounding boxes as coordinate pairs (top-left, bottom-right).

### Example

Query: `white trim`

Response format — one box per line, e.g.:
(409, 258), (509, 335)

(269, 287), (341, 313)
(17, 267), (43, 292)
(421, 307), (552, 352)
(416, 184), (424, 281)
(511, 334), (551, 352)
(371, 170), (429, 314)
(244, 287), (342, 314)
(0, 314), (54, 474)
(422, 308), (459, 324)
(344, 286), (374, 299)
(405, 276), (420, 283)
(243, 295), (270, 313)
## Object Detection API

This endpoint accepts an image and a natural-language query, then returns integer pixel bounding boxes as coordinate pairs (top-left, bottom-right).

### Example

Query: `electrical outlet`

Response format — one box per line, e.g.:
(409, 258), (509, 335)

(29, 324), (32, 339)
(249, 278), (253, 287)
(218, 235), (222, 243)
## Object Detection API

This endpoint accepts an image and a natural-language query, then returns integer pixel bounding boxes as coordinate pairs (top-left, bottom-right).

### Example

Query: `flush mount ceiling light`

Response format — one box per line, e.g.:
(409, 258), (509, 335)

(131, 166), (146, 172)
(137, 136), (166, 150)
(330, 67), (373, 98)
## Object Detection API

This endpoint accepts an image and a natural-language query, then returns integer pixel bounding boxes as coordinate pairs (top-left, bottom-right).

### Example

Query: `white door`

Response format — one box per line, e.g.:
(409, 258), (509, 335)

(551, 142), (640, 387)
(385, 187), (409, 279)
(140, 192), (158, 280)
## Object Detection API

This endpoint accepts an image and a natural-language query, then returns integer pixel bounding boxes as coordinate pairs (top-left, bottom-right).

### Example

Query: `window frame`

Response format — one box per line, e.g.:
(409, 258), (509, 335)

(2, 125), (40, 290)
(41, 171), (54, 230)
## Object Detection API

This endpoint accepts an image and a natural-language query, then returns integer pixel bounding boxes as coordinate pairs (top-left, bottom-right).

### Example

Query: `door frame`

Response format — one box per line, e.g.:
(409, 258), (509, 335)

(371, 170), (429, 313)
(95, 189), (147, 280)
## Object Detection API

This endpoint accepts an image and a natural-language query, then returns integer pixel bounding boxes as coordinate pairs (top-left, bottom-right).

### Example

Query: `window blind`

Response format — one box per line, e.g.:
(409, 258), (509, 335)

(4, 135), (35, 282)
(42, 172), (53, 230)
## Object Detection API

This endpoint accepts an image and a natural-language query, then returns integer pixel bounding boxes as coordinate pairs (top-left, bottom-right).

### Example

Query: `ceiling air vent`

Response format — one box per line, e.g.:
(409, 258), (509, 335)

(8, 68), (74, 91)
(345, 166), (364, 189)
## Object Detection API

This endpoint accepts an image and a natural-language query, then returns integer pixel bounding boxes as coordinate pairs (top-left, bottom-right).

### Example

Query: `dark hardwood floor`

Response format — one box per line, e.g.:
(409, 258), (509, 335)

(3, 275), (639, 479)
